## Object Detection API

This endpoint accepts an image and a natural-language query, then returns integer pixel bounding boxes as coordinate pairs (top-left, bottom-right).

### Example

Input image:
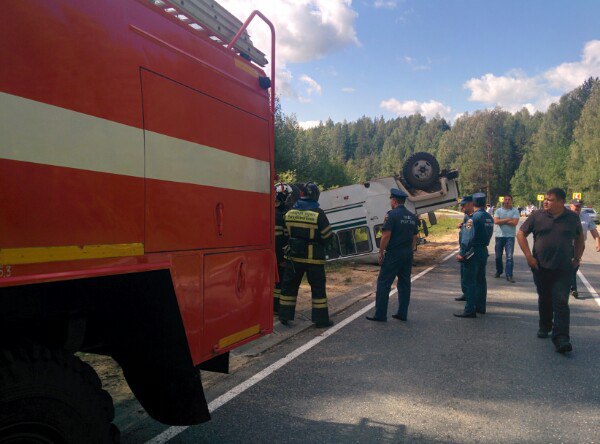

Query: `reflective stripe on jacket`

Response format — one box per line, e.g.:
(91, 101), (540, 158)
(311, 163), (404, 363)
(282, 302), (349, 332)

(284, 208), (332, 264)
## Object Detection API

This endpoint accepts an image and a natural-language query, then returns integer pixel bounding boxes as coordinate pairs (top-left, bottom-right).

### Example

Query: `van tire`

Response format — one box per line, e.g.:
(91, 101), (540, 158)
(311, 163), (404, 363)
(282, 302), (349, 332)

(402, 152), (440, 189)
(0, 346), (119, 443)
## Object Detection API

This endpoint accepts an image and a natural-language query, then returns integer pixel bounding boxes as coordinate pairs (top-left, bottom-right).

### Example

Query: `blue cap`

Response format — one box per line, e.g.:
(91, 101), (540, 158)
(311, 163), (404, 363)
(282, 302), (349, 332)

(473, 192), (486, 206)
(459, 195), (473, 205)
(390, 188), (408, 199)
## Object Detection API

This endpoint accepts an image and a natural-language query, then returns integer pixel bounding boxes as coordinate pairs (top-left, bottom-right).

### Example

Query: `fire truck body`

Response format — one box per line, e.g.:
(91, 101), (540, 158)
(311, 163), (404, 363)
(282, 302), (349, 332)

(0, 0), (275, 435)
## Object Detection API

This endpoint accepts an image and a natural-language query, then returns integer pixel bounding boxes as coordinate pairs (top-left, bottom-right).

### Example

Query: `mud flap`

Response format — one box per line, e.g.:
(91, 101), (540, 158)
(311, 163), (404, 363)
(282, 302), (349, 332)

(117, 358), (211, 425)
(198, 352), (229, 374)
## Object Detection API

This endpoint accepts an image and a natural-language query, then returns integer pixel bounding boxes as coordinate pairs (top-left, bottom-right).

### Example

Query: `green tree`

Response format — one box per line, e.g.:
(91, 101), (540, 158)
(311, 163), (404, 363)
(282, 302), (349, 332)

(414, 116), (450, 156)
(512, 78), (599, 200)
(566, 81), (600, 207)
(274, 98), (300, 174)
(438, 109), (514, 203)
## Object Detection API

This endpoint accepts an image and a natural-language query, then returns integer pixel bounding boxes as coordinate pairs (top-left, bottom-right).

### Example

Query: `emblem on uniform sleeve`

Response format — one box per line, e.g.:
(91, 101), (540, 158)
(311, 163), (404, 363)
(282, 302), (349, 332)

(466, 219), (473, 229)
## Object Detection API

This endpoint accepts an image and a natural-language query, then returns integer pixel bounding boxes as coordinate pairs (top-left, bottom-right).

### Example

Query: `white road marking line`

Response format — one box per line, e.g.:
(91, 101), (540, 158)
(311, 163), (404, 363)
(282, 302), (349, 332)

(145, 251), (457, 443)
(577, 270), (600, 307)
(442, 250), (458, 262)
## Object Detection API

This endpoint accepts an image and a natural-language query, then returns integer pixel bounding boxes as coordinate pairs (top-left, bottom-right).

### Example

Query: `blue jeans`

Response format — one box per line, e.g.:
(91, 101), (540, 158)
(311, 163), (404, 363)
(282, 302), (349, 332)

(532, 267), (571, 340)
(374, 249), (413, 320)
(495, 236), (515, 277)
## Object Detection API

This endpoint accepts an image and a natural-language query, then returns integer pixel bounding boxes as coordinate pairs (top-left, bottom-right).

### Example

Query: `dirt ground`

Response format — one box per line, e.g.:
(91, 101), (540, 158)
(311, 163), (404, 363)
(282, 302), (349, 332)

(81, 229), (459, 407)
(298, 231), (458, 312)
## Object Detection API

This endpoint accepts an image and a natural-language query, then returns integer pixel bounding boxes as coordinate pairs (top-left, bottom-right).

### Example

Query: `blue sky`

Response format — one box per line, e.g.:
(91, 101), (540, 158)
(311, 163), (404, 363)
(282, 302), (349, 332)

(221, 0), (600, 127)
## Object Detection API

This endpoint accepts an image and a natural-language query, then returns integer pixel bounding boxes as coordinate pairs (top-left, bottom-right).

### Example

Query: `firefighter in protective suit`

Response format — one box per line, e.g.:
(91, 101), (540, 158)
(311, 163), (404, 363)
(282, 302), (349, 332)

(279, 182), (334, 328)
(274, 183), (297, 314)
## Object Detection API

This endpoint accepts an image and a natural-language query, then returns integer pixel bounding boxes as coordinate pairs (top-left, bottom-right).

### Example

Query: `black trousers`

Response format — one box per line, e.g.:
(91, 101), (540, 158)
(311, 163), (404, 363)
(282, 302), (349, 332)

(570, 265), (580, 292)
(279, 260), (330, 324)
(532, 267), (571, 340)
(273, 260), (286, 313)
(374, 248), (412, 320)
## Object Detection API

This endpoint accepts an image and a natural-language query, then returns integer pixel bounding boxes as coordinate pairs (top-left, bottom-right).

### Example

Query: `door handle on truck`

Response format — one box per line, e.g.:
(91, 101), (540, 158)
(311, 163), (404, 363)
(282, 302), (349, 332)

(216, 202), (224, 236)
(236, 260), (246, 295)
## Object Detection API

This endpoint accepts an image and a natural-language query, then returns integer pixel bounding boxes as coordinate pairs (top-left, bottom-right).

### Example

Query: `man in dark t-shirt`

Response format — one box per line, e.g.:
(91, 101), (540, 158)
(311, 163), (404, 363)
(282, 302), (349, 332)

(517, 188), (585, 353)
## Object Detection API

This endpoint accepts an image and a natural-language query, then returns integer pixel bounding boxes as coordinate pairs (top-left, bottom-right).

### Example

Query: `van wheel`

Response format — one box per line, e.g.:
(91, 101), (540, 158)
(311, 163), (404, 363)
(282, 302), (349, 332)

(402, 152), (440, 189)
(0, 346), (119, 444)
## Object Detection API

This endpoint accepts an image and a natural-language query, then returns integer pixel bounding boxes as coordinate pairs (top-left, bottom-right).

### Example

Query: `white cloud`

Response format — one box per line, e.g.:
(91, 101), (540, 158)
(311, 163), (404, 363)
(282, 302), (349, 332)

(275, 66), (297, 101)
(544, 40), (600, 90)
(299, 120), (322, 129)
(300, 75), (322, 95)
(373, 0), (397, 9)
(463, 40), (600, 112)
(341, 87), (356, 93)
(380, 98), (452, 120)
(222, 0), (359, 64)
(220, 0), (359, 102)
(463, 73), (547, 112)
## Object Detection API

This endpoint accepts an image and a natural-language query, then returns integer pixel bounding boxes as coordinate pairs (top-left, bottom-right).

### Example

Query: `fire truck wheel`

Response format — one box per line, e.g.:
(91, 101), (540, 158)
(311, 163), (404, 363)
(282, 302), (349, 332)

(402, 152), (440, 189)
(0, 346), (120, 443)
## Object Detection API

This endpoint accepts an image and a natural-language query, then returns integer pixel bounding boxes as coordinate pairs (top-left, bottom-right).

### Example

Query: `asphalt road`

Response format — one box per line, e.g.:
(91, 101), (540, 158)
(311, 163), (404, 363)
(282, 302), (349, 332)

(126, 235), (600, 443)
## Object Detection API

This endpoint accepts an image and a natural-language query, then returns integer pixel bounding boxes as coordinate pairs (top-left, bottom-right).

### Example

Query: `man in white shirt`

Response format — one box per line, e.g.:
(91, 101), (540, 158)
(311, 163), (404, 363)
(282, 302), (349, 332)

(494, 195), (520, 282)
(569, 199), (600, 298)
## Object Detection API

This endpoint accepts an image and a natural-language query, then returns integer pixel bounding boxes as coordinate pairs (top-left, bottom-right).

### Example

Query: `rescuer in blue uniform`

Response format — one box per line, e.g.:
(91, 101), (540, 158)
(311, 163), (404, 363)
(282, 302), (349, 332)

(366, 189), (419, 322)
(455, 195), (474, 302)
(454, 192), (494, 318)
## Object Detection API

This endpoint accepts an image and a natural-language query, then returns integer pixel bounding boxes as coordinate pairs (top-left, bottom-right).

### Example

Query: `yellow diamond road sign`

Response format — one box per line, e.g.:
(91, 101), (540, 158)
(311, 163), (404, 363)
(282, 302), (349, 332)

(537, 194), (545, 201)
(573, 192), (582, 200)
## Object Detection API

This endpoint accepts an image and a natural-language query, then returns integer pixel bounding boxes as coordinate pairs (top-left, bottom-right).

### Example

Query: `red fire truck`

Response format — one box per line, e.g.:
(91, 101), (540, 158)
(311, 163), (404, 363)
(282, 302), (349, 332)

(0, 0), (275, 440)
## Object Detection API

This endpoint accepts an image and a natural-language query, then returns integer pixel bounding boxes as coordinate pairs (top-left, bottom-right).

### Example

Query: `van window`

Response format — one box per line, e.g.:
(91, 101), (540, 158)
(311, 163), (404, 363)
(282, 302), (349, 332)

(325, 226), (372, 258)
(354, 227), (371, 253)
(374, 225), (383, 248)
(325, 233), (341, 259)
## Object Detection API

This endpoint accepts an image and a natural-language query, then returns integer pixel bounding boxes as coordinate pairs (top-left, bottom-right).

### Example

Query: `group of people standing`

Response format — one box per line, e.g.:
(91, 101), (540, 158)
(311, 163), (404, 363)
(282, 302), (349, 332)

(363, 186), (595, 355)
(453, 193), (519, 313)
(454, 188), (595, 353)
(274, 183), (597, 355)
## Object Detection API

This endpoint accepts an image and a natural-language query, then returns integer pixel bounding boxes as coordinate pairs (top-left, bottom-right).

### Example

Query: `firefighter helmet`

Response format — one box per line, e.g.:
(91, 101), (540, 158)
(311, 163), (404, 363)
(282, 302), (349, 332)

(304, 182), (320, 202)
(275, 183), (301, 209)
(275, 182), (292, 204)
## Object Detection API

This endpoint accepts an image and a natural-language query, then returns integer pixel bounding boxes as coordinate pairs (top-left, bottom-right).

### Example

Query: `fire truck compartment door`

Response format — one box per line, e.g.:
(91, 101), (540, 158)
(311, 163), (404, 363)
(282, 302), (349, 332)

(141, 70), (271, 253)
(202, 249), (272, 357)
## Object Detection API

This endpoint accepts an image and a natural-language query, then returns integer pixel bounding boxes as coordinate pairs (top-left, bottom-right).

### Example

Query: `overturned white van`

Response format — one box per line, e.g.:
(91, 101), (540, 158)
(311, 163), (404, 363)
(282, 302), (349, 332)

(319, 152), (459, 263)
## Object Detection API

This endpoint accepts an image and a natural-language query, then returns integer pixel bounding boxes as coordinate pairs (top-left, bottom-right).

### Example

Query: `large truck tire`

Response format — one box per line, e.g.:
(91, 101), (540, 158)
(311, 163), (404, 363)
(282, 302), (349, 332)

(402, 152), (440, 189)
(0, 346), (119, 444)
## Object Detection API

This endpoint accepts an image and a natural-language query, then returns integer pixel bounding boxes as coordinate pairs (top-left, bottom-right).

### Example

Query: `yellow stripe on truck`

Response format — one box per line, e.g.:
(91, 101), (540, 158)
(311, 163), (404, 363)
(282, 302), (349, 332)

(218, 324), (261, 349)
(0, 243), (145, 265)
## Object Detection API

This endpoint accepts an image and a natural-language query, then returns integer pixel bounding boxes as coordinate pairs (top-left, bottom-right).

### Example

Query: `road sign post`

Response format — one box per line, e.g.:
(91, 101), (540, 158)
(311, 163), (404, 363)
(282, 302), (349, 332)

(537, 194), (544, 208)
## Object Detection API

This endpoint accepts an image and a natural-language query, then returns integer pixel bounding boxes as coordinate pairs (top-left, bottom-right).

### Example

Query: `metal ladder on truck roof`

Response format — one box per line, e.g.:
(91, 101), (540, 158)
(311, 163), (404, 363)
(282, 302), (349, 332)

(149, 0), (268, 67)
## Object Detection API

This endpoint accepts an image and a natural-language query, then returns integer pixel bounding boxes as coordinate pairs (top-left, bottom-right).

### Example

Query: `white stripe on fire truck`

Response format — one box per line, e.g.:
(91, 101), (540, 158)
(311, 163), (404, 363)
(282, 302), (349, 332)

(145, 131), (270, 194)
(0, 92), (144, 177)
(0, 92), (270, 194)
